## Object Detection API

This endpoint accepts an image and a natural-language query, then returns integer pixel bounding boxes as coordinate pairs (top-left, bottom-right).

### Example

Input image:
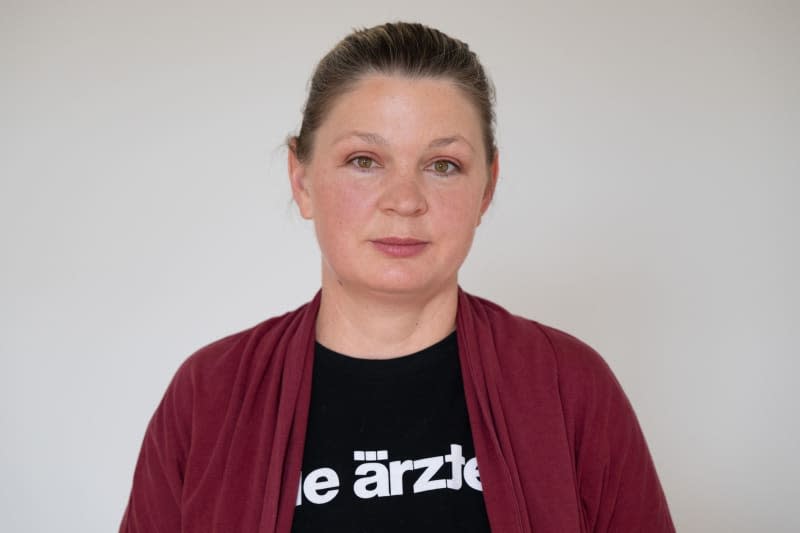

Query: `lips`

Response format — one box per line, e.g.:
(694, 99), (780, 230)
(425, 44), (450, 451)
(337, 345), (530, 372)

(370, 237), (429, 258)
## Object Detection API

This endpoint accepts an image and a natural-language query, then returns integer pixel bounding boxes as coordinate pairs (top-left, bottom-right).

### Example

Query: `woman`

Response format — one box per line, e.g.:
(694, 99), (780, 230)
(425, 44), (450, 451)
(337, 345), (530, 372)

(121, 22), (675, 532)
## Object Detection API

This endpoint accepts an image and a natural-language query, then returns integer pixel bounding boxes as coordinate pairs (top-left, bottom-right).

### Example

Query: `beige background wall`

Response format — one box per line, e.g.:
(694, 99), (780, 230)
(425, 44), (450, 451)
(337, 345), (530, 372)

(2, 1), (798, 531)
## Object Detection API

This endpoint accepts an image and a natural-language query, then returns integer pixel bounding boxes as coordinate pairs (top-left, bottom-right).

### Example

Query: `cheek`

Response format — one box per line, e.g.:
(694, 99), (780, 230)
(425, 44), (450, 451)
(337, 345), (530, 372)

(338, 184), (371, 218)
(312, 180), (374, 242)
(434, 188), (485, 231)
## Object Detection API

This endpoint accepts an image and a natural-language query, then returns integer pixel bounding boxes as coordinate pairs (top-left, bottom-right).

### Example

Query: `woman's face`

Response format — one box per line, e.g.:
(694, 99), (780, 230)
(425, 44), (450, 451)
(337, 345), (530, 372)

(289, 74), (498, 299)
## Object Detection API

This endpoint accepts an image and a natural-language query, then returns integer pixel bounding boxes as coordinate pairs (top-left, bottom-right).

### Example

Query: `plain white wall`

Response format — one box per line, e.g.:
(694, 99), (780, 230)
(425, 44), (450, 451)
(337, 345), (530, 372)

(2, 1), (798, 531)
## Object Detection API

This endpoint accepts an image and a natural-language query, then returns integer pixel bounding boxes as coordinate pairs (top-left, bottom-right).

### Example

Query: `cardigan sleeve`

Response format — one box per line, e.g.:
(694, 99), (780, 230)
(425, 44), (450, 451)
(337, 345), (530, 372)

(119, 357), (195, 533)
(546, 326), (675, 533)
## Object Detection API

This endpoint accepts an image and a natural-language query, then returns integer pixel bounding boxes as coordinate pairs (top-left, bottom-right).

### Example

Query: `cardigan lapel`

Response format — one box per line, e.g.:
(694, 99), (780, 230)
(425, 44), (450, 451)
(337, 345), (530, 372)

(457, 288), (531, 533)
(261, 291), (321, 533)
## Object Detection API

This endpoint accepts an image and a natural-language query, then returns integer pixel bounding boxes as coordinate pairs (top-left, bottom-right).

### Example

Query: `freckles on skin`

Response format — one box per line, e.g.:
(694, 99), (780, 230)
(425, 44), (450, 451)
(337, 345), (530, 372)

(318, 77), (486, 164)
(297, 74), (495, 296)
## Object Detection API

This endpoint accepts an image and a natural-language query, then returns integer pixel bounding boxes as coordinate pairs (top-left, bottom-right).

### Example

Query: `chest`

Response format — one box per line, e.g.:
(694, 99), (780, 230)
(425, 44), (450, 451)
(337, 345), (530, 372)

(291, 338), (491, 532)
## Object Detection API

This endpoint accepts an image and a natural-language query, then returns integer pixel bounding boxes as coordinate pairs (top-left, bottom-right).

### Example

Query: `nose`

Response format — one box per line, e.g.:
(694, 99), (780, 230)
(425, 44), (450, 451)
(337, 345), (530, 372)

(377, 169), (428, 217)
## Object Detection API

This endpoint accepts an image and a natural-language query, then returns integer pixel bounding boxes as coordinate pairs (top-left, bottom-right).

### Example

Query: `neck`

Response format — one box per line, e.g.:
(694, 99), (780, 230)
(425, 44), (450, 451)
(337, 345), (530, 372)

(315, 275), (459, 360)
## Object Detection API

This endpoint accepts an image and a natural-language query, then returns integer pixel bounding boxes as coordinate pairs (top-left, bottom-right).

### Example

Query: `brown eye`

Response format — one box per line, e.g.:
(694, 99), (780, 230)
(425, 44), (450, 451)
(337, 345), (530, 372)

(432, 160), (456, 174)
(354, 157), (374, 169)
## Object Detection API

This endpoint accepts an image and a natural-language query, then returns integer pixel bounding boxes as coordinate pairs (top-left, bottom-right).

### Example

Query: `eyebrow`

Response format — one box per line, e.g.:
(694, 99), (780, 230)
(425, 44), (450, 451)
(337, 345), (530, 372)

(427, 135), (475, 153)
(334, 131), (389, 146)
(334, 131), (475, 153)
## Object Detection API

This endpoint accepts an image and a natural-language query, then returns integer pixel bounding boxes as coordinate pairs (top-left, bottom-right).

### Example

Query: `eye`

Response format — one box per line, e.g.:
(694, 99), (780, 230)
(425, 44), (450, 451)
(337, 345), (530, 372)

(430, 159), (460, 176)
(349, 156), (377, 170)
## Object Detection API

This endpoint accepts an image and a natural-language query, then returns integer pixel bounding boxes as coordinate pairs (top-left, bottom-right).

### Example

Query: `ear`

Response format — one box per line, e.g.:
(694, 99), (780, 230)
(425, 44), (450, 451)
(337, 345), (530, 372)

(288, 143), (314, 219)
(477, 151), (499, 225)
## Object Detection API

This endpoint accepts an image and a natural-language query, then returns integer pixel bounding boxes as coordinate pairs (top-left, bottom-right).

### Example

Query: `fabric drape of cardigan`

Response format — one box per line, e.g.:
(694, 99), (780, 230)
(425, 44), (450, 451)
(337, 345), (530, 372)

(120, 289), (675, 532)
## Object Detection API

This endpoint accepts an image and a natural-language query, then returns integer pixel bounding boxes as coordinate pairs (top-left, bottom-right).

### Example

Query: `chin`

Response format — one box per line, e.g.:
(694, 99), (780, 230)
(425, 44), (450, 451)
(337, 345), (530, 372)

(361, 272), (456, 298)
(322, 259), (458, 297)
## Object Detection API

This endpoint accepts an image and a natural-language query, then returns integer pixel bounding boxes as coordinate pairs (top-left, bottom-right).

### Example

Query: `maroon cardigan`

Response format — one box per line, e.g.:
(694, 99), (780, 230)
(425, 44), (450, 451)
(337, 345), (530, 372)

(121, 289), (674, 532)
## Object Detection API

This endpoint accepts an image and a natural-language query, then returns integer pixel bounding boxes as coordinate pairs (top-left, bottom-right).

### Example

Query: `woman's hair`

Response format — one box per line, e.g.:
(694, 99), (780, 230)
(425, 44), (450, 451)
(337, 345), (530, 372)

(290, 22), (496, 164)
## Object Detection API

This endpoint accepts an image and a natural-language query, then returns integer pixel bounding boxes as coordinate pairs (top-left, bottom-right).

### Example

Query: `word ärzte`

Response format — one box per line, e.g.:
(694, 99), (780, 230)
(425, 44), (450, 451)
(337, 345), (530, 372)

(296, 444), (481, 506)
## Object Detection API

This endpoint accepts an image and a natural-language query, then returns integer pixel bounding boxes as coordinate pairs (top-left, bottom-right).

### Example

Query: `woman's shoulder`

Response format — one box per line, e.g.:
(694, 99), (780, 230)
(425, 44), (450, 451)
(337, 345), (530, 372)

(169, 297), (319, 397)
(460, 290), (614, 381)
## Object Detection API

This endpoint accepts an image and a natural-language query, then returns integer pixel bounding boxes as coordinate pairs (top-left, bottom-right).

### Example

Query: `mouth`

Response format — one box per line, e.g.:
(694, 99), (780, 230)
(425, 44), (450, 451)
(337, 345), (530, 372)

(370, 237), (430, 258)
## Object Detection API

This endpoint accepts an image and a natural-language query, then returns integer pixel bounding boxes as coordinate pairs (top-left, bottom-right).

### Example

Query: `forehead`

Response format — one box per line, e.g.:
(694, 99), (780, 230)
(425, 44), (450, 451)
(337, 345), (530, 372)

(315, 74), (484, 152)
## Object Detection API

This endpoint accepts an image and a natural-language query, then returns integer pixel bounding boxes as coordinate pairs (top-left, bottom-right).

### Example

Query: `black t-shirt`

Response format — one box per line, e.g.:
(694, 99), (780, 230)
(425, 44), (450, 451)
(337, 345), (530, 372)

(291, 332), (491, 533)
